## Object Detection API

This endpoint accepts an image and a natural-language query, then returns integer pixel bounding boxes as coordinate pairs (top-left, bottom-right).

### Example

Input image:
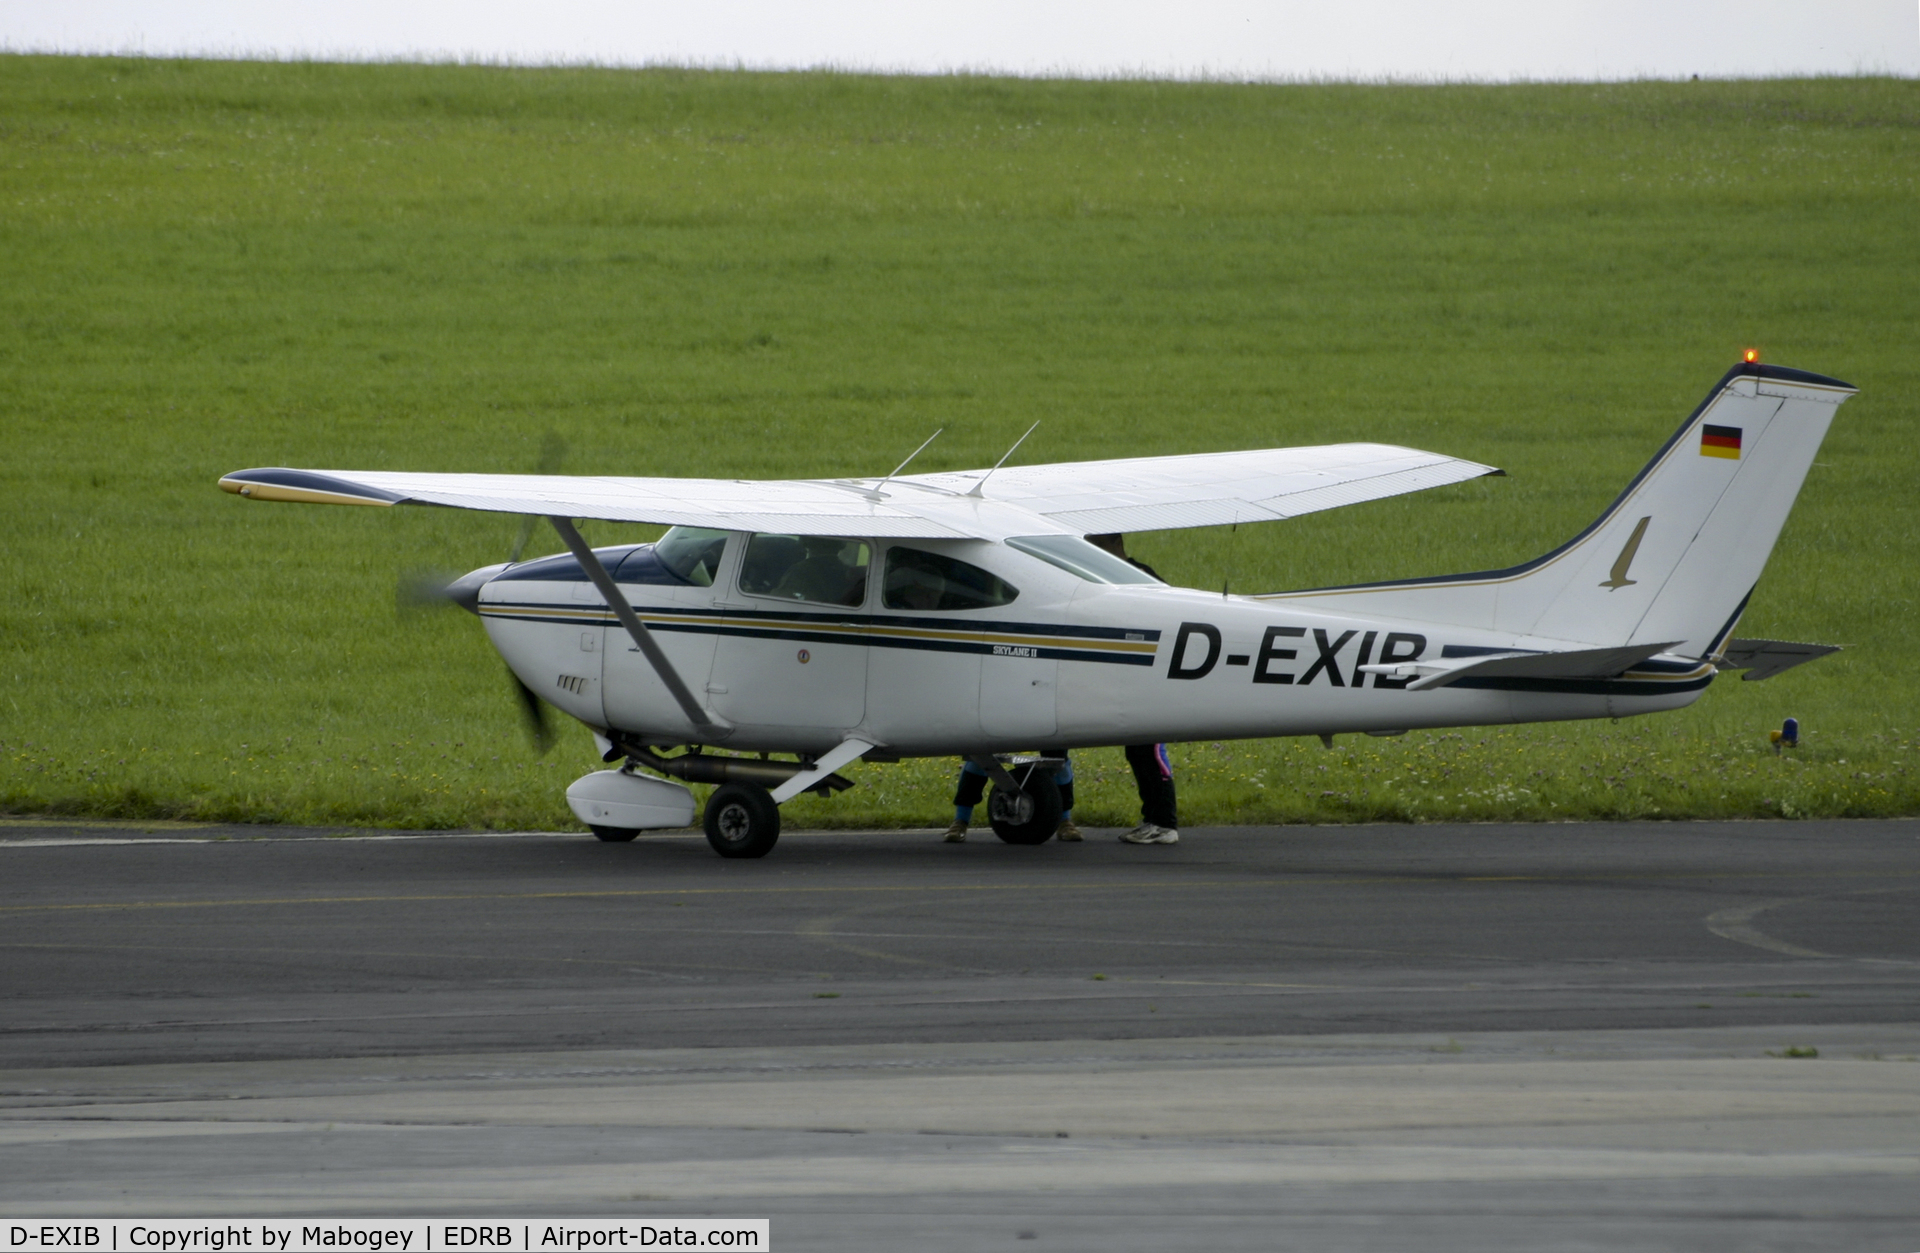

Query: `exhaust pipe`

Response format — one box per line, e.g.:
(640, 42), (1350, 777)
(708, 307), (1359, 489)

(626, 745), (853, 795)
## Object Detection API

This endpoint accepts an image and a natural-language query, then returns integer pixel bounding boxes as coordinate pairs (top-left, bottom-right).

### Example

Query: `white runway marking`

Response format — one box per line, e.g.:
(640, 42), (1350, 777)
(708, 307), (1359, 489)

(0, 827), (940, 847)
(0, 832), (588, 847)
(1705, 898), (1834, 958)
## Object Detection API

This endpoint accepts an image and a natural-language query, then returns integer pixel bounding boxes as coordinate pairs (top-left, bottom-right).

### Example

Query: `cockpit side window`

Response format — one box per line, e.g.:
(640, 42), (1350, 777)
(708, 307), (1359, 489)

(883, 547), (1019, 612)
(738, 534), (870, 608)
(652, 526), (730, 587)
(1006, 534), (1164, 585)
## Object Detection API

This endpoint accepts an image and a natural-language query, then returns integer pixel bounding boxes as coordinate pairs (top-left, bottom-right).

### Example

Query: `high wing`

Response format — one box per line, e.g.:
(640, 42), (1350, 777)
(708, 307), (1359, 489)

(218, 442), (1499, 538)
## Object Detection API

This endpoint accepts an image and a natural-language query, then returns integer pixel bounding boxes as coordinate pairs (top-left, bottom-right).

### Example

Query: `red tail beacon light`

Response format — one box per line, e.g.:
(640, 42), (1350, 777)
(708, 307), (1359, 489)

(1744, 349), (1759, 363)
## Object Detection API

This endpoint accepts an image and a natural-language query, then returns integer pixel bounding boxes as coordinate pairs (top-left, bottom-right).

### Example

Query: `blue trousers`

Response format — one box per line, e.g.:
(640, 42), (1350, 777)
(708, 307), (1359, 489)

(954, 755), (1074, 813)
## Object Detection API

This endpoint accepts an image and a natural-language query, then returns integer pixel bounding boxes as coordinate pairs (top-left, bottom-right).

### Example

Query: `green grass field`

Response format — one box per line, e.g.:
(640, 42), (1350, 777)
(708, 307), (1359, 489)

(3, 56), (1917, 829)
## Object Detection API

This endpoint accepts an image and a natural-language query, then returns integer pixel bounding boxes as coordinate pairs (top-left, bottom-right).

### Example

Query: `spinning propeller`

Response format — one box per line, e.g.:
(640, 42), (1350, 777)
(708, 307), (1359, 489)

(397, 433), (570, 754)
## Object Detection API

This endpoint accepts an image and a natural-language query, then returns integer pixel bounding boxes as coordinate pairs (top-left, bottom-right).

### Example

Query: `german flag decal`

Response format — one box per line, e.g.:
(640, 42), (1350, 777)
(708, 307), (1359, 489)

(1700, 424), (1742, 460)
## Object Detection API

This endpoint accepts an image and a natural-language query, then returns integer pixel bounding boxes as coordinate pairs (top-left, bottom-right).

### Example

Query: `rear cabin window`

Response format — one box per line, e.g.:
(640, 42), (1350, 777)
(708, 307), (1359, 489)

(738, 534), (870, 608)
(1006, 534), (1163, 585)
(883, 547), (1019, 612)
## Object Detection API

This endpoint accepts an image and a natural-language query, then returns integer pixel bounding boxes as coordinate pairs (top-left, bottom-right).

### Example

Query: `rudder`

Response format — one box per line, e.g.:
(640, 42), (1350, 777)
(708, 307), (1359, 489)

(1273, 362), (1856, 657)
(1523, 362), (1854, 655)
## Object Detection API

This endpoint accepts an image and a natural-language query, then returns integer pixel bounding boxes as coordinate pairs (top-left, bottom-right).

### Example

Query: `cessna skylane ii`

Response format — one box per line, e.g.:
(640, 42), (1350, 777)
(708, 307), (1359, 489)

(221, 360), (1849, 858)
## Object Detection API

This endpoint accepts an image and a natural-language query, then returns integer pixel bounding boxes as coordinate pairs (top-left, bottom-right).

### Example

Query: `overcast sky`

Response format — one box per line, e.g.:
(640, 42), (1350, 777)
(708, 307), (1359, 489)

(7, 1), (1917, 80)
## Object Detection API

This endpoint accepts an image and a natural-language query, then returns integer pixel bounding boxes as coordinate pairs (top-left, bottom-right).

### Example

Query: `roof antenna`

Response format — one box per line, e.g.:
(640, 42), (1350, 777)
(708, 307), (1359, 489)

(967, 421), (1040, 498)
(865, 428), (943, 500)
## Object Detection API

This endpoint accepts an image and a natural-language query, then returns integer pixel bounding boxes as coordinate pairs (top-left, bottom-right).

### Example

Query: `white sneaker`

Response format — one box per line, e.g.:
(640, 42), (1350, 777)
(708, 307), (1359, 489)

(1120, 824), (1179, 845)
(942, 822), (968, 843)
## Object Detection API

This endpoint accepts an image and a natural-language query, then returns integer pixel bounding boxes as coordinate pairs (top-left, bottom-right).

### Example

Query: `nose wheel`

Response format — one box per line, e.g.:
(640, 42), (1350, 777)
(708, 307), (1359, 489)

(703, 782), (781, 858)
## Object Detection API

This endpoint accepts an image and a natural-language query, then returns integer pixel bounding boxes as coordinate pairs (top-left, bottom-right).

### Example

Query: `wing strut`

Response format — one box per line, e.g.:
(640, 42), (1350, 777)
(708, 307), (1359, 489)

(769, 737), (875, 804)
(547, 517), (730, 739)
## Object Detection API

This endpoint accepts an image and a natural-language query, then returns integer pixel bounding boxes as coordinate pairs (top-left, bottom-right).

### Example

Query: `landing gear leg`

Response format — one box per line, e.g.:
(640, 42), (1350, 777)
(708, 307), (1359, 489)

(988, 765), (1063, 845)
(703, 782), (781, 858)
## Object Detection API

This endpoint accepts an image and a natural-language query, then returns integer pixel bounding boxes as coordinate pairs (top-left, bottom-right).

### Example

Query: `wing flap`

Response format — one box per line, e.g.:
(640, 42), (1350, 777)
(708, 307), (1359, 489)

(902, 441), (1500, 534)
(1042, 498), (1290, 533)
(1255, 460), (1505, 517)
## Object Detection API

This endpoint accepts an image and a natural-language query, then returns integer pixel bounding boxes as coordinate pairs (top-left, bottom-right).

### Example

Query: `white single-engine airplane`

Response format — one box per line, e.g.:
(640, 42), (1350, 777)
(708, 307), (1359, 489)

(221, 360), (1849, 857)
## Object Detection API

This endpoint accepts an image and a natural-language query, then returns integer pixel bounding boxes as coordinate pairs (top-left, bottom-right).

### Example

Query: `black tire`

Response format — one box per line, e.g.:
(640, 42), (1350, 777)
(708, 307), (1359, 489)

(589, 825), (641, 842)
(988, 765), (1062, 845)
(703, 782), (781, 859)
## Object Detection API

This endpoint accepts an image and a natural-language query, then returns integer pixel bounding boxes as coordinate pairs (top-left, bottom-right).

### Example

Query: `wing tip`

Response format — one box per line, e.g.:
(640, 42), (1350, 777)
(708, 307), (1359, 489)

(218, 468), (405, 507)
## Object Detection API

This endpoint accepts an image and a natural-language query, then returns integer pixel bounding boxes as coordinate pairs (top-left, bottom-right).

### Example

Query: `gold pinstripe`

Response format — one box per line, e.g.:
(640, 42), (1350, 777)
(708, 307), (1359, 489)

(1619, 662), (1715, 683)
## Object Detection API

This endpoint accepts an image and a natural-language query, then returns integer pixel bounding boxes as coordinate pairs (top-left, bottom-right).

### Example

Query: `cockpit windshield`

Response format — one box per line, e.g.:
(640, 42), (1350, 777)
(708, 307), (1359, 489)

(654, 527), (729, 587)
(1006, 535), (1163, 585)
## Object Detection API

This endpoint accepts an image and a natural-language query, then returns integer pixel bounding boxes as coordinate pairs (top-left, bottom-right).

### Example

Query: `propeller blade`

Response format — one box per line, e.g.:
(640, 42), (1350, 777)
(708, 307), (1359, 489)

(508, 520), (537, 566)
(397, 562), (509, 617)
(397, 567), (464, 613)
(511, 670), (555, 755)
(508, 432), (569, 563)
(533, 430), (570, 476)
(404, 434), (567, 752)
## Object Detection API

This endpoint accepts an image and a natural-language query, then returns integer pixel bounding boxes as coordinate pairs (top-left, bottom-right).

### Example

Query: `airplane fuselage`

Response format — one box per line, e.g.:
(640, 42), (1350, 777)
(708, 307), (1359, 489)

(478, 533), (1711, 757)
(217, 359), (1853, 852)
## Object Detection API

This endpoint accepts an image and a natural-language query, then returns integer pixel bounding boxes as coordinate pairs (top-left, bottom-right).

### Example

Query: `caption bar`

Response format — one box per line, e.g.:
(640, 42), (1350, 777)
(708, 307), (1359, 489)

(7, 1224), (767, 1253)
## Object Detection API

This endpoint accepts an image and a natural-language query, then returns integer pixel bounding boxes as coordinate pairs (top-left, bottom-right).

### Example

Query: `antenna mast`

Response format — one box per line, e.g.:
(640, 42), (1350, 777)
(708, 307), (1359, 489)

(967, 421), (1040, 498)
(864, 429), (943, 500)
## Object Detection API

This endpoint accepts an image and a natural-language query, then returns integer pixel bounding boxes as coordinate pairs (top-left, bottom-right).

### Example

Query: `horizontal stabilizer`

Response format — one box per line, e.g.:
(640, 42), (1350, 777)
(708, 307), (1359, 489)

(1715, 638), (1840, 682)
(1359, 642), (1681, 692)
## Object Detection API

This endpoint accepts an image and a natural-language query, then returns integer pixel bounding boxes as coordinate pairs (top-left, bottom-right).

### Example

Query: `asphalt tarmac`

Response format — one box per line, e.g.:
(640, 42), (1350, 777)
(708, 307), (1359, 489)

(3, 815), (1917, 1249)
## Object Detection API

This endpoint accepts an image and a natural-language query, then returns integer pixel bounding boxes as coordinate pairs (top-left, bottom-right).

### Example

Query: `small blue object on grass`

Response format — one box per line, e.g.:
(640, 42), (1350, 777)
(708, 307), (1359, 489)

(1769, 717), (1800, 751)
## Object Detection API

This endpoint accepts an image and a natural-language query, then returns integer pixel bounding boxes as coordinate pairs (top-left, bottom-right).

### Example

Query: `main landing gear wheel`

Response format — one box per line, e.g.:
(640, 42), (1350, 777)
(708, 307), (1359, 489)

(988, 765), (1063, 845)
(589, 825), (641, 842)
(704, 782), (781, 859)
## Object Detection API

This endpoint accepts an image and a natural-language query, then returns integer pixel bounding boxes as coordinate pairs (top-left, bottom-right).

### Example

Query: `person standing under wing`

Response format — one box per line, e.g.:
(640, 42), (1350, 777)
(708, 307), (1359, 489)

(944, 757), (1080, 842)
(1087, 534), (1181, 846)
(1119, 742), (1179, 845)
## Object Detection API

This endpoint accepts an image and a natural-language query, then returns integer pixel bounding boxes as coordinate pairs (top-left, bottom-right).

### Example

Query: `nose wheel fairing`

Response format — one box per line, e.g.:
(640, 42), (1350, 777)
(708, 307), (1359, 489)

(565, 769), (697, 837)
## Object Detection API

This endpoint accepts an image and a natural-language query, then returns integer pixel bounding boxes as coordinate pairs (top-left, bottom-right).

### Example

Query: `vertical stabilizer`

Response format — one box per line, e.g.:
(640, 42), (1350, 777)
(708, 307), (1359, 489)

(1274, 363), (1855, 657)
